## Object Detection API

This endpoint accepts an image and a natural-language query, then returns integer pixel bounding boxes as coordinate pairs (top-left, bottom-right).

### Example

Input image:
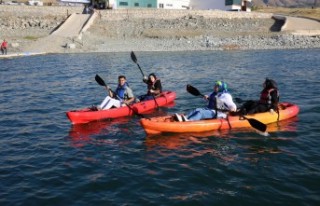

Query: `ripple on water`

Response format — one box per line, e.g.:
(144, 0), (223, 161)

(0, 50), (320, 205)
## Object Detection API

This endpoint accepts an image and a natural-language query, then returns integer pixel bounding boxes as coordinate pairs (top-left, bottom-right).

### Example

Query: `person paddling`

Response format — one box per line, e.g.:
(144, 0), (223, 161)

(239, 78), (279, 115)
(138, 73), (162, 101)
(175, 81), (237, 122)
(98, 75), (135, 110)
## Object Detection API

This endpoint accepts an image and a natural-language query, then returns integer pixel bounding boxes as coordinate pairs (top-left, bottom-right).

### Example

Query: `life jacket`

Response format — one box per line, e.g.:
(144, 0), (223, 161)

(147, 79), (161, 95)
(115, 83), (129, 100)
(259, 88), (279, 106)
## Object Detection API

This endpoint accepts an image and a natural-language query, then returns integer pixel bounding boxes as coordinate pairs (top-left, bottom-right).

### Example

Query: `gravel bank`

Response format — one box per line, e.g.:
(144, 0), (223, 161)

(0, 5), (319, 54)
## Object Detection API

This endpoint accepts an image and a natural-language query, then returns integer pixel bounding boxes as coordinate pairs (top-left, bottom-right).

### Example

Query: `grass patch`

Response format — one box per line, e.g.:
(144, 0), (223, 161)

(23, 36), (39, 40)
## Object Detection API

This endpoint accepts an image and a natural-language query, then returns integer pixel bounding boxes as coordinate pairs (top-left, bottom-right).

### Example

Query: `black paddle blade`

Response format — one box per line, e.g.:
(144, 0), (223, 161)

(130, 51), (137, 63)
(246, 118), (267, 133)
(95, 74), (106, 87)
(186, 84), (202, 97)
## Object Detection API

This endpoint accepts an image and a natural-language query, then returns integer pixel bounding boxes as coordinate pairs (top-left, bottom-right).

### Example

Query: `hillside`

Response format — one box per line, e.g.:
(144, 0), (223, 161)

(253, 0), (318, 7)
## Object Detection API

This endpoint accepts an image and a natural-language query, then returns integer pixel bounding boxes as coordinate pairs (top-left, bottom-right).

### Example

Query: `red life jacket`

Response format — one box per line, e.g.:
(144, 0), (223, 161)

(259, 88), (278, 105)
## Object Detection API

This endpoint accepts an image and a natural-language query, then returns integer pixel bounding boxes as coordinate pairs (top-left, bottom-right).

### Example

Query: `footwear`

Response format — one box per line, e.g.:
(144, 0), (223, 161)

(89, 105), (98, 111)
(181, 115), (189, 122)
(174, 113), (183, 122)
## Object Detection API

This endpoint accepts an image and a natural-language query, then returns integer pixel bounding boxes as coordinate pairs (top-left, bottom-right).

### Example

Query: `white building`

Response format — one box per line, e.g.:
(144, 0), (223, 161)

(191, 0), (252, 12)
(108, 0), (190, 9)
(157, 0), (190, 9)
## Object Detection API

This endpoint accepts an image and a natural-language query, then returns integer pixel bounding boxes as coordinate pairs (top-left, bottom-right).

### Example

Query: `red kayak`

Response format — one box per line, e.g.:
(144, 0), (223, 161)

(66, 91), (176, 124)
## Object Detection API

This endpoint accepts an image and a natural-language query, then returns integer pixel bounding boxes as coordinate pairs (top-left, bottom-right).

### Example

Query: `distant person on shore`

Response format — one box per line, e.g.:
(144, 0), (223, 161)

(1, 39), (8, 55)
(138, 73), (162, 101)
(239, 78), (279, 115)
(98, 75), (135, 110)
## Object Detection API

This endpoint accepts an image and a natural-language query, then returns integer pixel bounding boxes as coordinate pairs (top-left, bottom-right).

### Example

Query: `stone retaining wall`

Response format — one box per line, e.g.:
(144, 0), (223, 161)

(99, 8), (273, 21)
(0, 5), (82, 16)
(0, 5), (272, 20)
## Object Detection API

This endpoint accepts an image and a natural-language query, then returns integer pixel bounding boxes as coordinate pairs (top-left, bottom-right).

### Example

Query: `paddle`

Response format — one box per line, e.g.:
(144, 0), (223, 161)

(186, 84), (267, 133)
(130, 51), (159, 108)
(95, 74), (144, 118)
(130, 51), (145, 77)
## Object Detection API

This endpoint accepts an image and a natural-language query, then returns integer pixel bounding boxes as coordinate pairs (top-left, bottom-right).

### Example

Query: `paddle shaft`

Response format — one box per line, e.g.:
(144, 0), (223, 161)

(130, 51), (159, 108)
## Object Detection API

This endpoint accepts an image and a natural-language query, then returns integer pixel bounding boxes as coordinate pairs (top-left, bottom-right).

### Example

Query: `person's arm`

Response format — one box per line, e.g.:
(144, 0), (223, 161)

(106, 86), (114, 97)
(122, 87), (135, 105)
(223, 94), (237, 112)
(270, 90), (279, 111)
(142, 76), (148, 84)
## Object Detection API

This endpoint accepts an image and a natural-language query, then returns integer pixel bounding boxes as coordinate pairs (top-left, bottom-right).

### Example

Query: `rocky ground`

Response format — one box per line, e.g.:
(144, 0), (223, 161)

(0, 5), (319, 54)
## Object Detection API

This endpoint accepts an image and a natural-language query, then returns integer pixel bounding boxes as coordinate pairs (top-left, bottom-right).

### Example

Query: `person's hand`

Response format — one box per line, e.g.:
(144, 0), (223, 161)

(204, 95), (209, 100)
(269, 109), (275, 114)
(143, 76), (148, 81)
(150, 89), (154, 94)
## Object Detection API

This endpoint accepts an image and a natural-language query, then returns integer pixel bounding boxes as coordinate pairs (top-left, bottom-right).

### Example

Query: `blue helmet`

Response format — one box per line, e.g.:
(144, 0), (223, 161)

(215, 81), (228, 92)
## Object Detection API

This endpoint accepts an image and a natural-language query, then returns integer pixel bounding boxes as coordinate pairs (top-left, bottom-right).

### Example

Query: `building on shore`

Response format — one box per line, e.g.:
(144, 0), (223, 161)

(101, 0), (191, 9)
(191, 0), (252, 12)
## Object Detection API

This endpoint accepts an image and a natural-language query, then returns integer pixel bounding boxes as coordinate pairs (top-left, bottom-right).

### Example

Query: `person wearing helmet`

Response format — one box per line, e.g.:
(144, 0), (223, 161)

(138, 73), (162, 101)
(239, 78), (279, 115)
(175, 81), (237, 122)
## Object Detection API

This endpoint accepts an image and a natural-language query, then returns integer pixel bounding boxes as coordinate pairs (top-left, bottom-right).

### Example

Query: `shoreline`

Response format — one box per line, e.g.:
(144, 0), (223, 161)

(0, 5), (320, 56)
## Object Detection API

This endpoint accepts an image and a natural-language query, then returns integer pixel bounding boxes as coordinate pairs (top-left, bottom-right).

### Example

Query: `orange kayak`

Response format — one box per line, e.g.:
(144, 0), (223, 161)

(140, 102), (299, 135)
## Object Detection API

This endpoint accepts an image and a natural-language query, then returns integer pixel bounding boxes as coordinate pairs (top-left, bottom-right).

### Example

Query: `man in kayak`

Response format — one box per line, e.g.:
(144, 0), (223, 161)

(239, 78), (279, 114)
(98, 75), (135, 110)
(138, 73), (162, 101)
(175, 81), (237, 122)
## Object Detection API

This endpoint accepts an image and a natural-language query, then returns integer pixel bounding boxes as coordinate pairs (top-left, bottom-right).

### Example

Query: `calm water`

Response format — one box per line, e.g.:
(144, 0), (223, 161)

(1, 50), (319, 205)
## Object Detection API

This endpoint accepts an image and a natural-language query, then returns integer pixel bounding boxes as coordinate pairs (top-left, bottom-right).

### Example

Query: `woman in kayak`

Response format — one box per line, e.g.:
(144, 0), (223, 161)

(138, 73), (162, 101)
(239, 78), (279, 115)
(175, 81), (237, 122)
(98, 75), (135, 110)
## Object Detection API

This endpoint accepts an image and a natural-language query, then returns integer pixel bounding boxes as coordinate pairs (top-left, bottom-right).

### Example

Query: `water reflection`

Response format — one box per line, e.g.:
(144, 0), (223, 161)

(68, 118), (131, 147)
(145, 118), (298, 159)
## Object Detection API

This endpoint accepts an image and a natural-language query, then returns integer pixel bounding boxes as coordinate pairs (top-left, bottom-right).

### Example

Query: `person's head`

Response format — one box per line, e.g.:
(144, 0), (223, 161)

(214, 80), (228, 93)
(118, 75), (127, 86)
(263, 78), (277, 89)
(148, 73), (157, 83)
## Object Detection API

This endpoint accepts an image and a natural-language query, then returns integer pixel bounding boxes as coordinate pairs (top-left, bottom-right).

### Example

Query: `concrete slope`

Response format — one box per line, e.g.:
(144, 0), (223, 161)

(51, 13), (91, 38)
(22, 13), (96, 54)
(274, 15), (320, 35)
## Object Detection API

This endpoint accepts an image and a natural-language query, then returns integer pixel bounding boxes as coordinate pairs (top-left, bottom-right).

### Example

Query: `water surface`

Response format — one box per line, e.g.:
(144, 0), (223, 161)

(0, 50), (319, 205)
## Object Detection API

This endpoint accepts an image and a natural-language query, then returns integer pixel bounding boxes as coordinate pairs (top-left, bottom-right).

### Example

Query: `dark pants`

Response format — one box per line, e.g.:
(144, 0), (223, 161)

(138, 94), (154, 101)
(240, 100), (269, 115)
(1, 47), (7, 55)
